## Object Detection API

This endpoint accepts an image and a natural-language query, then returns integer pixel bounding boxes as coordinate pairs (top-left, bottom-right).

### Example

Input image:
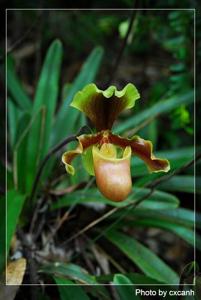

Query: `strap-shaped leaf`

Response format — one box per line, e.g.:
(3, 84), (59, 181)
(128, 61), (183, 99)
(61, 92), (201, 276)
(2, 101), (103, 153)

(52, 46), (104, 145)
(7, 55), (32, 110)
(71, 83), (140, 130)
(40, 263), (96, 284)
(105, 229), (179, 284)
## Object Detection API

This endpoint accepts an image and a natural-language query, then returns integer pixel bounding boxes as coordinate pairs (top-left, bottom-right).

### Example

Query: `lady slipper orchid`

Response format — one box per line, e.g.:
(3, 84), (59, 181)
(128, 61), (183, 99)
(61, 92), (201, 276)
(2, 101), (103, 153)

(62, 83), (170, 202)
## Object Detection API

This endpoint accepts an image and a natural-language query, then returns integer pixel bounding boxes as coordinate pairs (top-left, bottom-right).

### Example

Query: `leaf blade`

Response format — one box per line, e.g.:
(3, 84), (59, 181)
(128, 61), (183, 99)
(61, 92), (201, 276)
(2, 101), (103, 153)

(54, 277), (90, 300)
(115, 91), (193, 134)
(32, 39), (63, 157)
(52, 46), (104, 145)
(7, 190), (26, 255)
(50, 187), (179, 210)
(7, 55), (32, 110)
(113, 274), (141, 300)
(40, 263), (96, 285)
(105, 230), (179, 284)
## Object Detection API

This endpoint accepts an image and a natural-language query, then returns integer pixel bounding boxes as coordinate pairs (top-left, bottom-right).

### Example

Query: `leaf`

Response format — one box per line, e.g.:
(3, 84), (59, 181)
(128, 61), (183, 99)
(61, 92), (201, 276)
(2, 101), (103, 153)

(195, 276), (201, 298)
(130, 208), (200, 228)
(115, 91), (193, 134)
(105, 230), (179, 284)
(158, 176), (199, 194)
(13, 108), (45, 193)
(52, 46), (104, 145)
(7, 98), (22, 149)
(0, 196), (5, 275)
(54, 277), (90, 300)
(54, 276), (110, 300)
(40, 263), (96, 284)
(24, 40), (62, 192)
(180, 262), (198, 286)
(125, 218), (200, 250)
(31, 39), (63, 159)
(113, 274), (141, 300)
(50, 187), (179, 210)
(7, 55), (32, 110)
(6, 258), (26, 285)
(7, 190), (26, 255)
(97, 272), (162, 284)
(15, 113), (32, 144)
(39, 47), (104, 188)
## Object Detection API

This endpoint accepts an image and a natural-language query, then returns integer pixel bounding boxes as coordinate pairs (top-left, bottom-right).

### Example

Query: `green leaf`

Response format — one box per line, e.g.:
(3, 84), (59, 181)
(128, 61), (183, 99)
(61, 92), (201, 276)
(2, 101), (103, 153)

(13, 108), (45, 193)
(97, 272), (162, 284)
(39, 47), (104, 188)
(15, 112), (31, 146)
(50, 187), (179, 210)
(7, 55), (32, 110)
(40, 263), (96, 284)
(158, 176), (199, 194)
(124, 218), (200, 250)
(8, 98), (22, 149)
(52, 46), (104, 145)
(31, 39), (63, 158)
(105, 230), (179, 284)
(113, 274), (141, 300)
(7, 190), (26, 255)
(54, 277), (90, 300)
(115, 91), (193, 134)
(54, 276), (110, 300)
(195, 276), (201, 299)
(130, 208), (200, 228)
(0, 197), (5, 275)
(23, 40), (62, 193)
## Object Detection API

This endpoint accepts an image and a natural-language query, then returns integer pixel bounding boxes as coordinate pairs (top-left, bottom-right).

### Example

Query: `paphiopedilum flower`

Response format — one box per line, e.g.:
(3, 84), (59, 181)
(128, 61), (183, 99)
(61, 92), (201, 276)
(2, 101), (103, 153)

(62, 83), (170, 202)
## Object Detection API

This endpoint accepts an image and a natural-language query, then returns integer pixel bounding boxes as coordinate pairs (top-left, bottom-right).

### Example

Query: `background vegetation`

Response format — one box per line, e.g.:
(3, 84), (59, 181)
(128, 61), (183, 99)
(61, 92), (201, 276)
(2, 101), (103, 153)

(2, 3), (201, 300)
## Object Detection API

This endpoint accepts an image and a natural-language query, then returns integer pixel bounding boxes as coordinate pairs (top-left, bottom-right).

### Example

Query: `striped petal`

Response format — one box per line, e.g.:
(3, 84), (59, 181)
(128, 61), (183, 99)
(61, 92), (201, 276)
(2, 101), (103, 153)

(70, 83), (140, 131)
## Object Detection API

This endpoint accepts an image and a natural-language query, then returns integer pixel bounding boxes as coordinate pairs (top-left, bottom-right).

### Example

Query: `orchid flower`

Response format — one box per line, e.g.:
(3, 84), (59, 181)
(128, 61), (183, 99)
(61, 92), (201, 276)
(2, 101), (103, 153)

(62, 83), (170, 202)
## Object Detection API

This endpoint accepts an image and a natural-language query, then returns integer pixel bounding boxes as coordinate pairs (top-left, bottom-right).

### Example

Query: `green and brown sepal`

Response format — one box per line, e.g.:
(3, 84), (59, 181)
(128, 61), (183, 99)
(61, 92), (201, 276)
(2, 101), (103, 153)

(70, 83), (140, 131)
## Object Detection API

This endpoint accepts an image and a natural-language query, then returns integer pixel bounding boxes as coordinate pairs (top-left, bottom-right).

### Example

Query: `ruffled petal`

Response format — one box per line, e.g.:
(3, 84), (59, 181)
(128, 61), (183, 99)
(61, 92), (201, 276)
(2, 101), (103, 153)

(70, 83), (140, 131)
(109, 133), (170, 173)
(92, 143), (132, 202)
(62, 132), (102, 175)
